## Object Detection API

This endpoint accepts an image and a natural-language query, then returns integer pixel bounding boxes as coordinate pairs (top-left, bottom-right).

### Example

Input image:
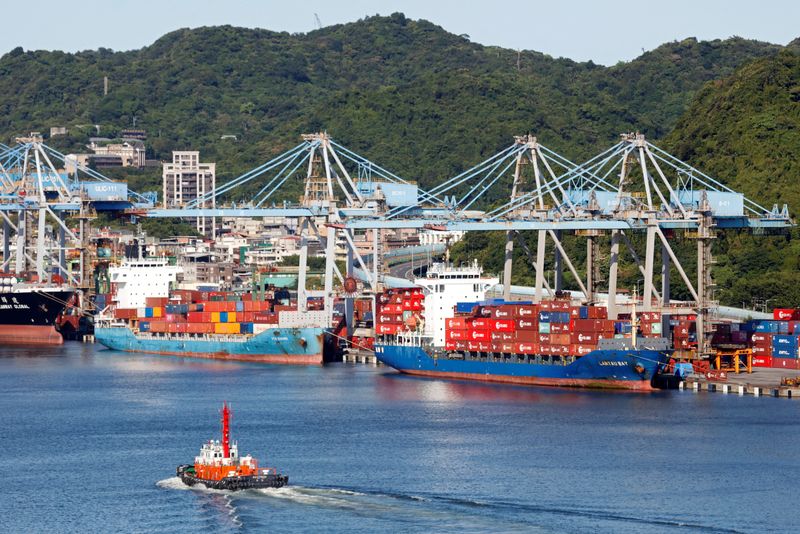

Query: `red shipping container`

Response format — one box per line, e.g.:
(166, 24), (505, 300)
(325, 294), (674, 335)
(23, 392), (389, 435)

(514, 305), (539, 318)
(550, 322), (571, 333)
(378, 313), (403, 324)
(674, 338), (692, 349)
(673, 324), (691, 337)
(468, 318), (491, 330)
(377, 324), (401, 335)
(446, 329), (467, 341)
(773, 308), (799, 321)
(515, 318), (537, 331)
(446, 317), (469, 330)
(514, 330), (539, 342)
(491, 331), (515, 342)
(639, 312), (661, 323)
(587, 306), (608, 319)
(146, 297), (168, 308)
(453, 340), (468, 351)
(537, 333), (551, 344)
(499, 342), (516, 353)
(571, 331), (602, 345)
(490, 319), (516, 332)
(539, 301), (553, 311)
(771, 358), (800, 370)
(515, 342), (539, 354)
(469, 330), (490, 341)
(752, 345), (773, 356)
(751, 333), (772, 344)
(491, 306), (515, 319)
(553, 344), (571, 355)
(445, 340), (457, 351)
(550, 333), (571, 345)
(752, 355), (772, 367)
(383, 304), (403, 314)
(253, 312), (278, 324)
(466, 341), (482, 352)
(549, 300), (570, 311)
(569, 307), (582, 318)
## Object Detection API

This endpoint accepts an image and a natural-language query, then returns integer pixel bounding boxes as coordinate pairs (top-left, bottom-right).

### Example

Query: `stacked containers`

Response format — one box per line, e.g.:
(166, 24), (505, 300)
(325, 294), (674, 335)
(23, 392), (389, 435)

(375, 287), (424, 336)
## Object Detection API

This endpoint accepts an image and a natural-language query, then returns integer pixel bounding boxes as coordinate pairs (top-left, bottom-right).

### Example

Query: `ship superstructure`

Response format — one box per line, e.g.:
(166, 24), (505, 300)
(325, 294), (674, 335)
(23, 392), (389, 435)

(415, 260), (498, 347)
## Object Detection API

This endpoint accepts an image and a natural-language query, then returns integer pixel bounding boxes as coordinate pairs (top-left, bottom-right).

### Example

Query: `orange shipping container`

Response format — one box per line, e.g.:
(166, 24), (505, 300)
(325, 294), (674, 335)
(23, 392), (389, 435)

(214, 322), (241, 334)
(146, 297), (169, 308)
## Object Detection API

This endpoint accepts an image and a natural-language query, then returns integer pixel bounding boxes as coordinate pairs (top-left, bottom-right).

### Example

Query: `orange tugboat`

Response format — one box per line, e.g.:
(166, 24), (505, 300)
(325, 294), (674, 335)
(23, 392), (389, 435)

(176, 403), (288, 490)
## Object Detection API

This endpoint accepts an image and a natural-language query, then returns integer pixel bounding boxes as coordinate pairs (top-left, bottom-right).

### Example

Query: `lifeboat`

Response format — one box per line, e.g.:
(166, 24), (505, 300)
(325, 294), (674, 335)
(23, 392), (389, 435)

(176, 403), (288, 491)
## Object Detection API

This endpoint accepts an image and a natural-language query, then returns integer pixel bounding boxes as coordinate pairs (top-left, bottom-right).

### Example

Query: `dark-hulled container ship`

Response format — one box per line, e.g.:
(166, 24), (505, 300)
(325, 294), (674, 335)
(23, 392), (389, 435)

(0, 274), (74, 345)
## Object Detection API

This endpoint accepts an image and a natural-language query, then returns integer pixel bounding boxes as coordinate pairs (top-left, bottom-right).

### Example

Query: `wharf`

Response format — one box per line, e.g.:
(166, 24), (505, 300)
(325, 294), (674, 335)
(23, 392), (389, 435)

(681, 368), (800, 398)
(342, 349), (380, 365)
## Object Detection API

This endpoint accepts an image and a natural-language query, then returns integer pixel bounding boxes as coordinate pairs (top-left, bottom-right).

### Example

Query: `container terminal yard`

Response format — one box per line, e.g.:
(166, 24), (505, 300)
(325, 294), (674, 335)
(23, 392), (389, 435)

(1, 130), (798, 394)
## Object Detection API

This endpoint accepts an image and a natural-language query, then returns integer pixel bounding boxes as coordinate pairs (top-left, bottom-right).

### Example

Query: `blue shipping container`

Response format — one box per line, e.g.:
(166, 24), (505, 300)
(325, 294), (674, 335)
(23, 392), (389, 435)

(456, 302), (479, 314)
(236, 301), (244, 312)
(139, 321), (150, 332)
(539, 311), (552, 322)
(144, 308), (154, 318)
(240, 323), (254, 334)
(220, 312), (228, 323)
(615, 322), (632, 334)
(578, 306), (589, 320)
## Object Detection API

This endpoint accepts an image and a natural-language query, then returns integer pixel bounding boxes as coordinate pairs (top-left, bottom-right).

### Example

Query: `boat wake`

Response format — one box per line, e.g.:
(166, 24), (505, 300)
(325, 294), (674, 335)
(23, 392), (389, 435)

(156, 477), (192, 491)
(157, 479), (739, 533)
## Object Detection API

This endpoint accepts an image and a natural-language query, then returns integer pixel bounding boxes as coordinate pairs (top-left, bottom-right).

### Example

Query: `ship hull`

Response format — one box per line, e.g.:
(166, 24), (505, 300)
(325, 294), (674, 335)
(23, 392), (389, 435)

(0, 289), (73, 345)
(95, 326), (325, 365)
(375, 345), (670, 391)
(177, 465), (288, 491)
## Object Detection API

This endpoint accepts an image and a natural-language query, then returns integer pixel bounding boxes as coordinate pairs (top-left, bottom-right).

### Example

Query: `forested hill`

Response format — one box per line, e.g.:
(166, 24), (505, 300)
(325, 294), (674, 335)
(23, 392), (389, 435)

(0, 13), (789, 201)
(666, 51), (800, 211)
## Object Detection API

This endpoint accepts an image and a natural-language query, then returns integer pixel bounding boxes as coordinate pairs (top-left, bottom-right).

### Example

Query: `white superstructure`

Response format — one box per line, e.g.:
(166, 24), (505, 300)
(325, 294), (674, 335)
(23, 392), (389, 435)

(414, 260), (498, 347)
(109, 257), (183, 309)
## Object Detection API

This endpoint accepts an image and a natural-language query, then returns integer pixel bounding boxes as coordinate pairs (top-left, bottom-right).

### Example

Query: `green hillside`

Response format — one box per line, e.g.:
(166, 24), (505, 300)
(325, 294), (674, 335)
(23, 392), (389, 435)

(0, 14), (784, 201)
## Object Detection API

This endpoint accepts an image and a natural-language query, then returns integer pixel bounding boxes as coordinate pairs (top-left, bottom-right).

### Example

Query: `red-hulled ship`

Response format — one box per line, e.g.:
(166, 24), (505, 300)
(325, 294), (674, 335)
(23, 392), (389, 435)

(0, 274), (74, 345)
(177, 403), (288, 491)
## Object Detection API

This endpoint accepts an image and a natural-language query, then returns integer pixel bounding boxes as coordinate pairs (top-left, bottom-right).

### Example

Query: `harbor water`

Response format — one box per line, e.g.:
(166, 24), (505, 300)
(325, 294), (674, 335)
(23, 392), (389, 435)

(2, 343), (799, 533)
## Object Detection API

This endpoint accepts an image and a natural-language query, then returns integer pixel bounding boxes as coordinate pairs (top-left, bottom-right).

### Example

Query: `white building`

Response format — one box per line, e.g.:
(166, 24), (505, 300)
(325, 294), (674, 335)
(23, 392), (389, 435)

(163, 151), (216, 236)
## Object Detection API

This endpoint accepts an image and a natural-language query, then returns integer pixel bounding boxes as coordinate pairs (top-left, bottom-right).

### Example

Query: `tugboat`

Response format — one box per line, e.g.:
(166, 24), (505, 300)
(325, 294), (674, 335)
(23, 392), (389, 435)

(176, 403), (288, 490)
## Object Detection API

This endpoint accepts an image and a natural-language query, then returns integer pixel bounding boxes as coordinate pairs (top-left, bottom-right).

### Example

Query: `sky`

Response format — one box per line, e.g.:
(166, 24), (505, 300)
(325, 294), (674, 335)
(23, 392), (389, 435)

(3, 0), (799, 65)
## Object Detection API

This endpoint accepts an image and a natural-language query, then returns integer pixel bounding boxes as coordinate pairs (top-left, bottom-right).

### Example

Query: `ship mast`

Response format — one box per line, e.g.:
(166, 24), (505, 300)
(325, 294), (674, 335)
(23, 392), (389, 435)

(221, 402), (231, 458)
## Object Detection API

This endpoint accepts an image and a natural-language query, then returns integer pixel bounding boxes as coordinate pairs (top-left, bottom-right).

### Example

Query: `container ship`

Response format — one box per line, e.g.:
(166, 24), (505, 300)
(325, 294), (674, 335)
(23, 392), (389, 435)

(373, 262), (672, 391)
(0, 274), (75, 345)
(94, 257), (326, 365)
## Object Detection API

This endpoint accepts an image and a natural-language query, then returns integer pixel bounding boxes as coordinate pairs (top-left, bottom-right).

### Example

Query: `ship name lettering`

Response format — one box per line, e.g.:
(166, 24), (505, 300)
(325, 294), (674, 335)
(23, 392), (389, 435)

(599, 360), (626, 366)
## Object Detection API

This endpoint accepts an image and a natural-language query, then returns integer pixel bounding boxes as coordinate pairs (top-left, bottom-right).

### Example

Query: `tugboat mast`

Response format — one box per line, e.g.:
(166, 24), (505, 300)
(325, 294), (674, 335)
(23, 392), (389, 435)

(221, 402), (231, 458)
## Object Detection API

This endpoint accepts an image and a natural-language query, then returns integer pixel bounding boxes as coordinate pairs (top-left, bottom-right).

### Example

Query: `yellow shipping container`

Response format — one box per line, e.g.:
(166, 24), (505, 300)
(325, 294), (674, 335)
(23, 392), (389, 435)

(153, 307), (162, 318)
(211, 312), (220, 323)
(214, 322), (240, 334)
(227, 312), (237, 323)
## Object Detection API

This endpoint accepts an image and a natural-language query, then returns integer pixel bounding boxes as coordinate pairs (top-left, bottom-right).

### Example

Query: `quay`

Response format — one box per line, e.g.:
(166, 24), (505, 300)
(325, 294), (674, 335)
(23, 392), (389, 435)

(680, 368), (800, 398)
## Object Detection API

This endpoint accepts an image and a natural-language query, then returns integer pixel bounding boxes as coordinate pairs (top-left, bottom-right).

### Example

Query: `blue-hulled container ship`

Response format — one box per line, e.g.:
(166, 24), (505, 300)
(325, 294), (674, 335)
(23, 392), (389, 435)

(94, 257), (327, 365)
(373, 262), (671, 391)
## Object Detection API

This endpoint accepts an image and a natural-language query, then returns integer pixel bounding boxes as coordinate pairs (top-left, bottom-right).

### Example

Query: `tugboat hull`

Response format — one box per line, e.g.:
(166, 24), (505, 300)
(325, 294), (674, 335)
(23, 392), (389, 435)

(176, 464), (288, 491)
